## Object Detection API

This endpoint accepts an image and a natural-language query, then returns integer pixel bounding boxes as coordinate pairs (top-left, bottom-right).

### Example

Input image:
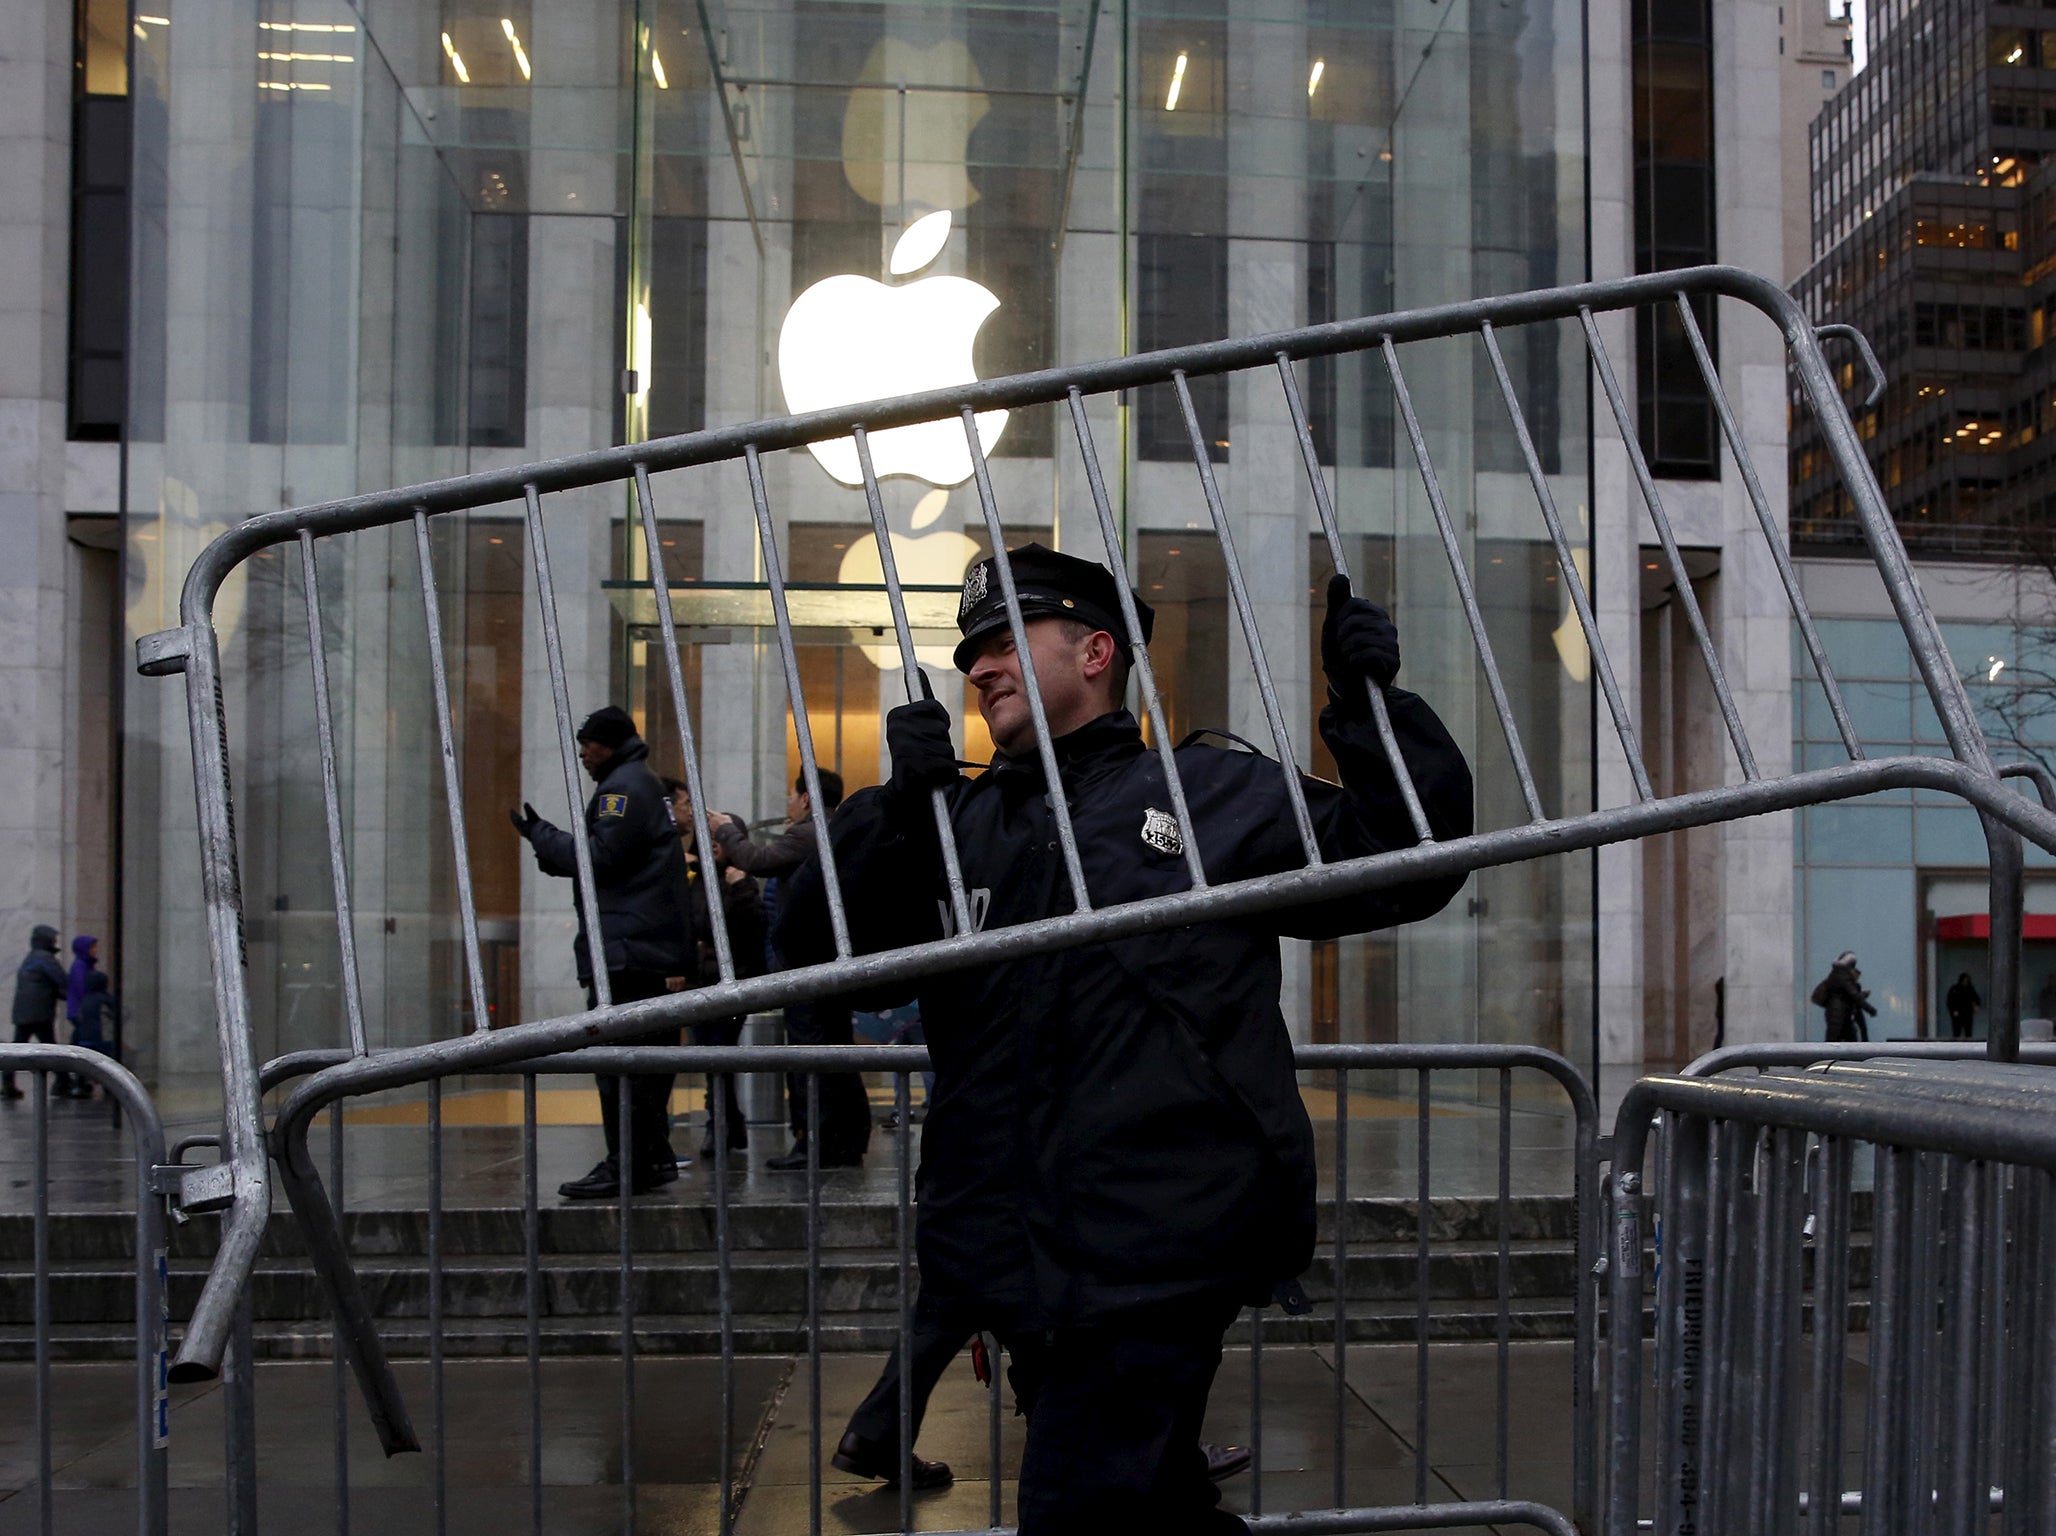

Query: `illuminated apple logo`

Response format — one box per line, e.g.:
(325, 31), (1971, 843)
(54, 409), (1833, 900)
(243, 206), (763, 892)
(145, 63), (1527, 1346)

(838, 488), (982, 671)
(777, 210), (1008, 487)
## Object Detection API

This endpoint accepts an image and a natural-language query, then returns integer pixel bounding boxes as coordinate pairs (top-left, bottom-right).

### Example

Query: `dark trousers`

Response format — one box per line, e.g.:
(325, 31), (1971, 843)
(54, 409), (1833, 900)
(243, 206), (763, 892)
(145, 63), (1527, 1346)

(1000, 1295), (1248, 1536)
(843, 1289), (979, 1459)
(784, 1001), (872, 1161)
(592, 971), (679, 1176)
(692, 1014), (745, 1147)
(3, 1020), (68, 1093)
(1949, 1011), (1975, 1039)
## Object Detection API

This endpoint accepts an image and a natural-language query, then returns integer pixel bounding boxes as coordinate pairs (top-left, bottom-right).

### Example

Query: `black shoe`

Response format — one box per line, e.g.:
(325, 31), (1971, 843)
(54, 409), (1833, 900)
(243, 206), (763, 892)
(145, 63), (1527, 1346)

(766, 1142), (812, 1172)
(833, 1431), (953, 1490)
(630, 1160), (679, 1195)
(818, 1149), (864, 1170)
(557, 1161), (621, 1200)
(1202, 1442), (1252, 1481)
(698, 1133), (747, 1160)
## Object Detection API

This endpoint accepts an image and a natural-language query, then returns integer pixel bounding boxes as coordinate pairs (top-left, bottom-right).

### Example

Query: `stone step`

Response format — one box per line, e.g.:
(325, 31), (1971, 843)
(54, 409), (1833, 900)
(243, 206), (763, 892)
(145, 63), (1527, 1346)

(0, 1238), (1608, 1326)
(0, 1296), (1882, 1363)
(0, 1193), (1590, 1264)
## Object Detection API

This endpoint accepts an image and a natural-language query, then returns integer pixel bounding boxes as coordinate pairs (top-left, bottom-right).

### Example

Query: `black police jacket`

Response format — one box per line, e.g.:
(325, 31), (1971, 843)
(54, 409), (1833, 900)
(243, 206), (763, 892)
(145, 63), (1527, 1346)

(777, 694), (1472, 1326)
(525, 739), (694, 984)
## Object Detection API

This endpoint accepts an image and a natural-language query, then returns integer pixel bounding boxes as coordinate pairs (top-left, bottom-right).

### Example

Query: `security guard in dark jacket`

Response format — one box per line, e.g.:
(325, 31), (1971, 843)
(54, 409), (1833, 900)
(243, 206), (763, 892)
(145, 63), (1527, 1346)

(778, 545), (1472, 1534)
(513, 706), (694, 1198)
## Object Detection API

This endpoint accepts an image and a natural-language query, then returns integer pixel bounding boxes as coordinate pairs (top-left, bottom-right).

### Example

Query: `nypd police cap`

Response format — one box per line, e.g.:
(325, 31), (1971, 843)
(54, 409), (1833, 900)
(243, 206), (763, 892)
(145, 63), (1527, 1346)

(952, 543), (1155, 674)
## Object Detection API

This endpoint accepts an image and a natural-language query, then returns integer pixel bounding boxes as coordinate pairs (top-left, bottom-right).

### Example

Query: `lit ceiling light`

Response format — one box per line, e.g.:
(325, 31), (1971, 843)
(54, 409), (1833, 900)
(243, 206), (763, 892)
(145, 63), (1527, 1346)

(258, 51), (353, 62)
(137, 13), (169, 22)
(258, 20), (355, 31)
(1166, 51), (1188, 111)
(1308, 58), (1325, 97)
(651, 48), (668, 88)
(258, 80), (331, 90)
(1990, 657), (2007, 681)
(2008, 45), (2023, 62)
(501, 19), (531, 81)
(442, 31), (470, 83)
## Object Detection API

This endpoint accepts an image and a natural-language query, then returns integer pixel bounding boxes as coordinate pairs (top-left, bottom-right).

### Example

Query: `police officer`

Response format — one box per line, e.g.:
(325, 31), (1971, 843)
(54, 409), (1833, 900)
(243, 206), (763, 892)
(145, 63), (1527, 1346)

(778, 545), (1472, 1534)
(512, 706), (694, 1199)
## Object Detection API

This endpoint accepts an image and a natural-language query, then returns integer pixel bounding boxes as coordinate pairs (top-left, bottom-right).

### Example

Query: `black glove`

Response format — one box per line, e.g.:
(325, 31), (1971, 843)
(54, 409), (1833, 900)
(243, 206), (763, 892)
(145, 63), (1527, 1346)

(509, 801), (540, 838)
(1320, 574), (1401, 696)
(883, 677), (959, 820)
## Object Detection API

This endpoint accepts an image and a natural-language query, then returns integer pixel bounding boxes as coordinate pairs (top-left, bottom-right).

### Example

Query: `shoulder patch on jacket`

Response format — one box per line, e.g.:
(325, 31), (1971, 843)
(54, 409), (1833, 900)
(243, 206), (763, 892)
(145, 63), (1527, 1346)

(598, 793), (629, 818)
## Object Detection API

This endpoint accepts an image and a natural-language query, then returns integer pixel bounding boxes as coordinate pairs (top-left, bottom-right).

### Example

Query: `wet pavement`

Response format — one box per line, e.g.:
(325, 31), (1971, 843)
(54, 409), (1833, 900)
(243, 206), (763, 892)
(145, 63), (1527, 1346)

(0, 1071), (1587, 1216)
(0, 1340), (1603, 1534)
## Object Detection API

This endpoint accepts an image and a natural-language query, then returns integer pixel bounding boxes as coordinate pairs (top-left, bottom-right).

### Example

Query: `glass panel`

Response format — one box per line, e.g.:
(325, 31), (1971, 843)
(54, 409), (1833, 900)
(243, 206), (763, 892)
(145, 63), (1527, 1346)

(122, 0), (1593, 1094)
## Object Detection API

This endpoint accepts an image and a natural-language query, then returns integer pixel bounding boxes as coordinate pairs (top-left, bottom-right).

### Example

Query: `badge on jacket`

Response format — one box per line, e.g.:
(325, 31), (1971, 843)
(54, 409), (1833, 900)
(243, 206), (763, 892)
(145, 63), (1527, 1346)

(598, 794), (628, 818)
(1140, 806), (1183, 856)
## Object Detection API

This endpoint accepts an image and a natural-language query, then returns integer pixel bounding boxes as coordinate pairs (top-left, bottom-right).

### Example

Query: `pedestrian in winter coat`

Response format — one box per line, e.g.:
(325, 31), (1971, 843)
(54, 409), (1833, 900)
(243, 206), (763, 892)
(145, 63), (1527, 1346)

(512, 706), (695, 1200)
(661, 778), (767, 1161)
(76, 971), (118, 1052)
(5, 926), (69, 1099)
(65, 936), (99, 1027)
(778, 545), (1473, 1534)
(714, 773), (873, 1171)
(1946, 972), (1981, 1040)
(1813, 950), (1878, 1042)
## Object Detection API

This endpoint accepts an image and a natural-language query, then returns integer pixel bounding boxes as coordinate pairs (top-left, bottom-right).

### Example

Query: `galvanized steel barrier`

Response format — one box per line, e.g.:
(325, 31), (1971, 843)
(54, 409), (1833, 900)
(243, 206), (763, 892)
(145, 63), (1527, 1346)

(226, 1041), (1595, 1536)
(0, 1044), (170, 1536)
(1603, 1058), (2056, 1536)
(127, 261), (2056, 1531)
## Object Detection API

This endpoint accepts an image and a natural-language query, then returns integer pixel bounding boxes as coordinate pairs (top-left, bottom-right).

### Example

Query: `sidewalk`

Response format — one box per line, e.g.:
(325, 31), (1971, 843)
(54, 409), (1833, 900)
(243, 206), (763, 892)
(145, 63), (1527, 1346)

(0, 1075), (1584, 1216)
(0, 1341), (1600, 1534)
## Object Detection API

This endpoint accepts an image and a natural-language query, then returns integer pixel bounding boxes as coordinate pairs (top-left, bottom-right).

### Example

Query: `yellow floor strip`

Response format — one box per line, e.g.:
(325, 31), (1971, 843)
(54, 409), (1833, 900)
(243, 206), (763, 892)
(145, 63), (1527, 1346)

(340, 1080), (1464, 1127)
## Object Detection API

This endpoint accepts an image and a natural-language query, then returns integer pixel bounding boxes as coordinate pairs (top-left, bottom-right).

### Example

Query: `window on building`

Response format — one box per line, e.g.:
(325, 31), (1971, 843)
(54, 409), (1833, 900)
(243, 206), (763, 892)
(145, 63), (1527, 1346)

(1632, 0), (1719, 477)
(1135, 232), (1229, 462)
(68, 0), (130, 440)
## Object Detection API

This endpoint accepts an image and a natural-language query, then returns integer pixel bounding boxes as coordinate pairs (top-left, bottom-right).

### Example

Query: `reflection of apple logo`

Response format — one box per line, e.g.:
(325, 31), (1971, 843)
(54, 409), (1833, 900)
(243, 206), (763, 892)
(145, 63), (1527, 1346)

(777, 210), (1008, 487)
(838, 488), (981, 671)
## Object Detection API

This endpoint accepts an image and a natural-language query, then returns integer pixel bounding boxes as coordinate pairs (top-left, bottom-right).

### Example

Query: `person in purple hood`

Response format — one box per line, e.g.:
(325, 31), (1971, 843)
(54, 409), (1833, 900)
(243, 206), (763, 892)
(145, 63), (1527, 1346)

(61, 937), (100, 1098)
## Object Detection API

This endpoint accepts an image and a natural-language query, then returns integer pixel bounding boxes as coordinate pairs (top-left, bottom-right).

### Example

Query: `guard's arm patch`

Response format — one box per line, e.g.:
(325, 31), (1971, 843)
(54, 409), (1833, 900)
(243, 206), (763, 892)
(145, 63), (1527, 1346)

(598, 793), (629, 818)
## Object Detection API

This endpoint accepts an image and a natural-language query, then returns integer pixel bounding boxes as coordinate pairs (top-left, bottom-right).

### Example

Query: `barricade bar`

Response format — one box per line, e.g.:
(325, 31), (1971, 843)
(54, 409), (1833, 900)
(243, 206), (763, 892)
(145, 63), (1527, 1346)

(295, 531), (367, 1057)
(1673, 294), (1865, 761)
(1381, 337), (1545, 824)
(1276, 355), (1438, 843)
(411, 508), (491, 1034)
(1579, 307), (1759, 781)
(847, 426), (980, 934)
(742, 444), (857, 957)
(524, 482), (612, 1014)
(632, 462), (735, 982)
(1475, 322), (1654, 803)
(1173, 369), (1324, 867)
(1066, 386), (1209, 885)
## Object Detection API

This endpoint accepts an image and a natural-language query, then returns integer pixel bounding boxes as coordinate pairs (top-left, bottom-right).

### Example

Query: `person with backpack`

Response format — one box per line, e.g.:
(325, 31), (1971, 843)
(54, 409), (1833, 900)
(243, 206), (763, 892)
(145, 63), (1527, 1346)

(1812, 951), (1877, 1042)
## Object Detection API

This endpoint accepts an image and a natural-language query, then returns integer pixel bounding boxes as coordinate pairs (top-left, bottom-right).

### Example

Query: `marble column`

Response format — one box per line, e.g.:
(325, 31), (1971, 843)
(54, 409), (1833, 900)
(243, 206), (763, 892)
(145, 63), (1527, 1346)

(1712, 0), (1797, 1048)
(0, 0), (72, 998)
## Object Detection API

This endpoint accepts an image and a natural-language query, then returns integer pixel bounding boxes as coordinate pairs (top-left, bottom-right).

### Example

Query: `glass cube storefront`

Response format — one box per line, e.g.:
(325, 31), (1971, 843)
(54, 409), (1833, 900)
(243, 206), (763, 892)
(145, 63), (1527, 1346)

(120, 0), (1593, 1095)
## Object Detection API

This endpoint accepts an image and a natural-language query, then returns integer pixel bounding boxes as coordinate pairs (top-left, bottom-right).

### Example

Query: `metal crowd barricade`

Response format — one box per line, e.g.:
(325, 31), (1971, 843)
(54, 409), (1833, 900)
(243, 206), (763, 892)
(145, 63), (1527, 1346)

(1602, 1058), (2056, 1536)
(137, 261), (2056, 1527)
(227, 1041), (1594, 1536)
(0, 1044), (170, 1536)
